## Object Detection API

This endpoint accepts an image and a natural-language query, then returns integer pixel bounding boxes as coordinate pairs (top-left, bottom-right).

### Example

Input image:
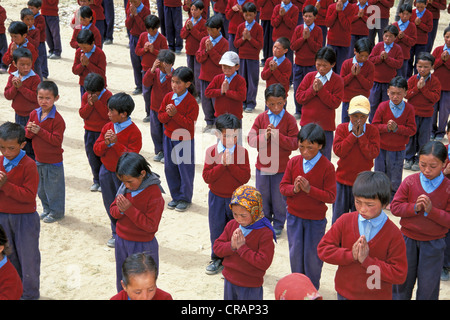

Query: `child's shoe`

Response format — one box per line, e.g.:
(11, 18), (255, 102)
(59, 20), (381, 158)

(107, 237), (115, 248)
(90, 183), (101, 192)
(205, 259), (223, 275)
(167, 200), (179, 210)
(411, 161), (420, 171)
(175, 200), (191, 212)
(403, 159), (413, 170)
(43, 214), (63, 223)
(153, 151), (164, 162)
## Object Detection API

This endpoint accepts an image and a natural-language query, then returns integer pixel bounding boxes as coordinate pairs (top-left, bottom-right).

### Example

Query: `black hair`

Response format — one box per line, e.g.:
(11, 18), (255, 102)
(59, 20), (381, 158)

(265, 83), (286, 100)
(444, 26), (450, 37)
(172, 66), (197, 97)
(0, 224), (12, 257)
(0, 121), (26, 144)
(418, 141), (447, 163)
(79, 5), (94, 19)
(416, 51), (435, 65)
(275, 37), (290, 50)
(121, 253), (158, 287)
(83, 72), (105, 92)
(447, 119), (450, 133)
(157, 49), (176, 65)
(37, 80), (59, 97)
(215, 113), (242, 132)
(145, 14), (160, 30)
(399, 3), (412, 13)
(8, 21), (28, 35)
(303, 4), (318, 16)
(415, 0), (427, 4)
(76, 28), (95, 44)
(388, 75), (408, 90)
(315, 46), (336, 65)
(191, 0), (205, 10)
(27, 0), (42, 8)
(352, 171), (391, 206)
(297, 123), (326, 149)
(116, 152), (151, 178)
(383, 24), (399, 37)
(12, 47), (33, 63)
(242, 1), (257, 13)
(354, 37), (372, 54)
(205, 14), (223, 30)
(20, 8), (34, 20)
(107, 92), (135, 116)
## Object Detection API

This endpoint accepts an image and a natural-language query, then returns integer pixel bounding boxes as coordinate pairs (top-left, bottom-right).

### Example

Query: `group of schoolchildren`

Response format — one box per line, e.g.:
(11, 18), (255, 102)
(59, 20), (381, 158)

(0, 0), (449, 302)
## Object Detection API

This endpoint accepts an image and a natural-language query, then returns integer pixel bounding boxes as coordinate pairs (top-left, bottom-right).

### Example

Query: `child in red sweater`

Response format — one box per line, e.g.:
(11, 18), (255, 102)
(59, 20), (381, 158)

(261, 37), (292, 96)
(234, 2), (263, 113)
(280, 123), (336, 289)
(111, 253), (172, 300)
(349, 0), (369, 51)
(213, 185), (276, 300)
(318, 171), (408, 300)
(367, 0), (394, 45)
(72, 28), (107, 99)
(25, 81), (66, 224)
(0, 4), (7, 73)
(0, 224), (23, 300)
(42, 0), (61, 59)
(204, 51), (247, 122)
(79, 72), (111, 192)
(135, 15), (168, 121)
(28, 0), (48, 80)
(203, 114), (251, 275)
(295, 46), (344, 160)
(143, 49), (176, 163)
(391, 141), (450, 300)
(93, 93), (143, 247)
(304, 0), (332, 47)
(21, 8), (40, 50)
(248, 83), (299, 235)
(225, 0), (254, 52)
(393, 4), (417, 78)
(332, 95), (380, 224)
(431, 26), (450, 141)
(110, 152), (165, 292)
(0, 122), (39, 300)
(340, 37), (374, 123)
(368, 24), (403, 122)
(70, 6), (102, 50)
(372, 76), (416, 201)
(404, 52), (441, 171)
(257, 0), (279, 65)
(291, 5), (323, 118)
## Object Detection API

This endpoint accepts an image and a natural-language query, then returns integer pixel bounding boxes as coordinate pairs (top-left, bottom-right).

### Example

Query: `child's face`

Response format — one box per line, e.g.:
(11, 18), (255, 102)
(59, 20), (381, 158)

(416, 59), (432, 78)
(108, 108), (127, 123)
(355, 196), (384, 220)
(78, 42), (94, 53)
(22, 15), (35, 28)
(444, 31), (450, 48)
(387, 86), (406, 105)
(272, 42), (288, 58)
(298, 139), (322, 161)
(221, 64), (238, 77)
(118, 170), (146, 191)
(171, 76), (191, 95)
(354, 50), (369, 64)
(190, 5), (203, 19)
(416, 2), (426, 12)
(231, 204), (253, 227)
(129, 0), (142, 7)
(37, 89), (59, 112)
(147, 27), (158, 36)
(315, 58), (335, 76)
(243, 11), (256, 24)
(218, 129), (239, 149)
(383, 31), (396, 46)
(282, 0), (291, 4)
(28, 6), (39, 15)
(79, 16), (93, 27)
(302, 12), (315, 26)
(266, 96), (286, 115)
(13, 57), (33, 76)
(122, 272), (157, 301)
(399, 10), (411, 22)
(349, 112), (368, 128)
(10, 33), (27, 45)
(0, 138), (26, 161)
(207, 27), (221, 38)
(419, 154), (444, 180)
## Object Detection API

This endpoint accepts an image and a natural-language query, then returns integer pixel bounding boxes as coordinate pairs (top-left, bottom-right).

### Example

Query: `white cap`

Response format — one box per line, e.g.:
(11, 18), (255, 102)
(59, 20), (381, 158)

(219, 51), (240, 66)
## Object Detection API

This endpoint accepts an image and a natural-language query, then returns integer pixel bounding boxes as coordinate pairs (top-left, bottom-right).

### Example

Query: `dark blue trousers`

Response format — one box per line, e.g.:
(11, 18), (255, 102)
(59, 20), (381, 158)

(224, 278), (263, 300)
(293, 64), (316, 115)
(200, 79), (215, 125)
(228, 33), (237, 53)
(255, 169), (286, 230)
(374, 148), (405, 200)
(15, 114), (35, 160)
(329, 44), (350, 75)
(99, 164), (121, 237)
(156, 0), (166, 36)
(95, 19), (106, 44)
(0, 33), (7, 70)
(44, 15), (62, 56)
(261, 20), (273, 63)
(164, 6), (183, 51)
(341, 101), (350, 123)
(150, 109), (164, 155)
(425, 19), (439, 53)
(397, 59), (408, 79)
(393, 236), (446, 300)
(84, 130), (102, 184)
(323, 130), (334, 161)
(208, 191), (233, 259)
(286, 212), (327, 290)
(332, 182), (355, 224)
(239, 58), (259, 110)
(187, 54), (201, 97)
(129, 35), (142, 89)
(368, 81), (389, 123)
(444, 231), (450, 269)
(142, 70), (152, 116)
(102, 0), (115, 41)
(405, 115), (432, 163)
(431, 90), (450, 139)
(368, 18), (389, 46)
(0, 212), (41, 300)
(37, 163), (65, 220)
(407, 43), (427, 78)
(319, 25), (327, 47)
(163, 136), (195, 203)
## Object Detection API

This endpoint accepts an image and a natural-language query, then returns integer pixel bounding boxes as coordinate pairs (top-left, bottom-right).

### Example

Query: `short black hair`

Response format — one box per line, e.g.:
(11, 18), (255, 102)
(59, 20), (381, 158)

(205, 14), (223, 30)
(242, 1), (257, 13)
(354, 37), (372, 54)
(315, 46), (336, 65)
(352, 171), (391, 206)
(116, 152), (151, 178)
(0, 224), (12, 256)
(419, 140), (447, 163)
(297, 123), (326, 149)
(444, 26), (450, 37)
(275, 37), (290, 50)
(76, 28), (95, 44)
(0, 121), (26, 144)
(37, 80), (59, 97)
(388, 75), (408, 91)
(108, 92), (135, 116)
(215, 113), (242, 132)
(447, 119), (450, 133)
(416, 51), (435, 65)
(8, 21), (28, 35)
(145, 14), (160, 30)
(265, 83), (286, 100)
(83, 72), (105, 92)
(399, 3), (412, 13)
(121, 253), (158, 287)
(157, 49), (176, 65)
(384, 24), (399, 37)
(191, 0), (205, 10)
(303, 4), (318, 15)
(415, 0), (427, 4)
(12, 47), (33, 63)
(79, 5), (94, 19)
(20, 8), (34, 20)
(27, 0), (42, 8)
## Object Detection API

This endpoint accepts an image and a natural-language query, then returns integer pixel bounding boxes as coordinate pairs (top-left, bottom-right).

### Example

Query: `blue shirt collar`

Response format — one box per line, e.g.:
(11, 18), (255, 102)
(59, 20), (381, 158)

(82, 23), (92, 30)
(3, 149), (26, 172)
(444, 44), (450, 54)
(225, 71), (237, 83)
(18, 38), (29, 48)
(302, 151), (322, 173)
(114, 117), (132, 133)
(357, 1), (368, 9)
(217, 140), (236, 154)
(12, 69), (36, 81)
(190, 16), (202, 25)
(267, 109), (285, 127)
(245, 20), (256, 30)
(417, 73), (431, 82)
(352, 56), (364, 67)
(416, 8), (426, 18)
(148, 31), (159, 43)
(420, 172), (444, 193)
(342, 0), (349, 10)
(210, 34), (223, 46)
(398, 19), (410, 31)
(304, 22), (315, 31)
(273, 55), (285, 66)
(281, 1), (293, 11)
(36, 105), (57, 122)
(384, 42), (394, 52)
(83, 44), (96, 58)
(315, 69), (333, 84)
(172, 90), (188, 105)
(358, 210), (388, 241)
(0, 256), (7, 269)
(136, 2), (144, 13)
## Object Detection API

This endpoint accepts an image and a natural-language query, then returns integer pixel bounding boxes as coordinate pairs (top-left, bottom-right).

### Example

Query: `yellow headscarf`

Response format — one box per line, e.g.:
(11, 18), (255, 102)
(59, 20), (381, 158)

(229, 185), (264, 224)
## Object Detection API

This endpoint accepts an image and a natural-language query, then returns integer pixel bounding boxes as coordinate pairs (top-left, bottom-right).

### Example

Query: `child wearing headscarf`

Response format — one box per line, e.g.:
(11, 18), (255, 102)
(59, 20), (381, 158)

(213, 185), (276, 300)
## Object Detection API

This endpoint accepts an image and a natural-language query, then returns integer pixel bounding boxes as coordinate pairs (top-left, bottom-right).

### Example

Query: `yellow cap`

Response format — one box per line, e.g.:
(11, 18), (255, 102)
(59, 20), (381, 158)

(348, 95), (370, 115)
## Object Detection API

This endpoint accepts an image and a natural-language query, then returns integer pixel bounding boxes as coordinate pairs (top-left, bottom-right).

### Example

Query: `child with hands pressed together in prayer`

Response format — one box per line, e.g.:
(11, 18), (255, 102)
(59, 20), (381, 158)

(0, 224), (23, 300)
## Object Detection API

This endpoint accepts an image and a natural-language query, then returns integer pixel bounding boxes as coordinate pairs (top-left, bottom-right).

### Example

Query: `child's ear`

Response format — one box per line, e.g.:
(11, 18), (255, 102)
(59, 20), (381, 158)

(54, 95), (60, 102)
(20, 141), (27, 150)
